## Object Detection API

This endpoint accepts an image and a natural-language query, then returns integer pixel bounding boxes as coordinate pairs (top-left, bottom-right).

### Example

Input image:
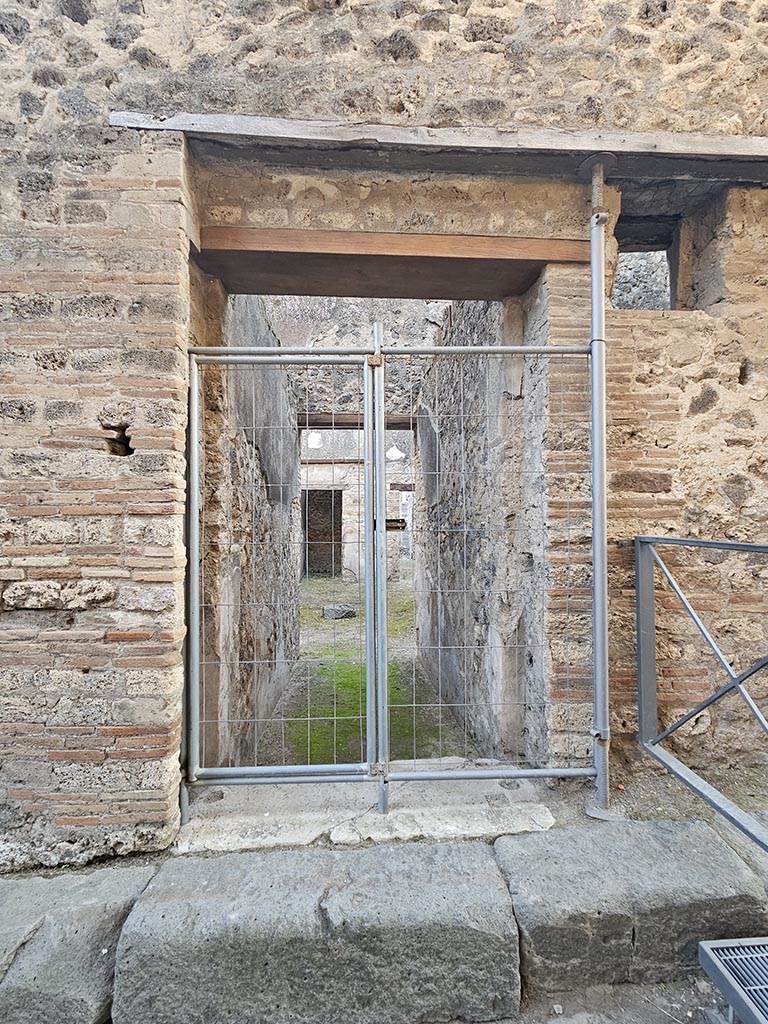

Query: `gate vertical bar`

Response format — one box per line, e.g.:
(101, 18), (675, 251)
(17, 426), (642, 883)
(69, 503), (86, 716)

(590, 160), (611, 808)
(187, 353), (201, 782)
(372, 322), (390, 812)
(634, 539), (658, 747)
(363, 358), (377, 766)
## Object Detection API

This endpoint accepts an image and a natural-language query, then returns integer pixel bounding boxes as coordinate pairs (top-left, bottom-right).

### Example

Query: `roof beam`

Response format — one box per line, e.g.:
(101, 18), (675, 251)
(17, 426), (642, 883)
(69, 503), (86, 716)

(109, 111), (768, 182)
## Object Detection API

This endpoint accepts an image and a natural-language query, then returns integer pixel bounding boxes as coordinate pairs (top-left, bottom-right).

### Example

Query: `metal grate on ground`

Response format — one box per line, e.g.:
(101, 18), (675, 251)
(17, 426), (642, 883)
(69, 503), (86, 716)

(700, 938), (768, 1023)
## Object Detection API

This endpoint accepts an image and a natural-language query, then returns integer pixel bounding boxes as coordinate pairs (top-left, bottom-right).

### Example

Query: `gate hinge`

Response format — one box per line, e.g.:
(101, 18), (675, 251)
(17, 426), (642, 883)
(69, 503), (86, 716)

(591, 728), (611, 741)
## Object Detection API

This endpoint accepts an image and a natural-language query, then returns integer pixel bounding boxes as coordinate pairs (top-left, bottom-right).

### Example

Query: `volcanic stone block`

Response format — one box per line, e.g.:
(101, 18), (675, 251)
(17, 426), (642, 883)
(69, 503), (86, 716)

(321, 603), (357, 619)
(112, 841), (520, 1024)
(494, 819), (768, 993)
(0, 863), (156, 1024)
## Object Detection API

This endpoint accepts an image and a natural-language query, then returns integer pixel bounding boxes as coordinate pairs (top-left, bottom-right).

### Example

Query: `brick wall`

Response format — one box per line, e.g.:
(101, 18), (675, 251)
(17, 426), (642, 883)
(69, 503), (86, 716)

(0, 132), (192, 869)
(606, 262), (768, 761)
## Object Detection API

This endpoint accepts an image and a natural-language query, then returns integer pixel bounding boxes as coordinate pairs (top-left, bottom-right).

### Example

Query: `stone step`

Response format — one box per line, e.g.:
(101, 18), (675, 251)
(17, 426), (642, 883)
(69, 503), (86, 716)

(111, 841), (520, 1024)
(495, 819), (768, 995)
(1, 819), (766, 1024)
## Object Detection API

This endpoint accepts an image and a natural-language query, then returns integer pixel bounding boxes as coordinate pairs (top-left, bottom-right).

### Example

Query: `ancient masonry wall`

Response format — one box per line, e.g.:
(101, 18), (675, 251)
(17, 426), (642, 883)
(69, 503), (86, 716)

(190, 275), (300, 769)
(1, 0), (765, 864)
(414, 266), (592, 765)
(0, 131), (193, 870)
(414, 301), (516, 758)
(608, 189), (768, 767)
(3, 2), (765, 139)
(611, 252), (671, 311)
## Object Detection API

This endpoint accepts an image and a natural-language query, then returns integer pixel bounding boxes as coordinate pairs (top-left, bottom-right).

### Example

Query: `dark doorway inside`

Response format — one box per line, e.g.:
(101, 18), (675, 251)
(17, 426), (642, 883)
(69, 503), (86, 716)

(302, 488), (343, 576)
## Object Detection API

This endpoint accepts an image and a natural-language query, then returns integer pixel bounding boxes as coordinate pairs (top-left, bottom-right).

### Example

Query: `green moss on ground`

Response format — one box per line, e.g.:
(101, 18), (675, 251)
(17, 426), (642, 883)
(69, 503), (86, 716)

(284, 650), (448, 764)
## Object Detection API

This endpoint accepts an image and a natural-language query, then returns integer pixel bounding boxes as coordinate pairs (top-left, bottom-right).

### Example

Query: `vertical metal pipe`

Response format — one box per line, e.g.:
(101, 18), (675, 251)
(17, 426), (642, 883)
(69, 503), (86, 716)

(634, 540), (658, 747)
(179, 781), (190, 825)
(372, 322), (390, 809)
(589, 160), (611, 808)
(363, 362), (377, 766)
(187, 354), (201, 782)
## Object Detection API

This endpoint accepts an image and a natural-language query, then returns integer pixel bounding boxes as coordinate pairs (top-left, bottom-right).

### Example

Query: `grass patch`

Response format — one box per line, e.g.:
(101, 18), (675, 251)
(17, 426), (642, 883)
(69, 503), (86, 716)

(283, 648), (446, 764)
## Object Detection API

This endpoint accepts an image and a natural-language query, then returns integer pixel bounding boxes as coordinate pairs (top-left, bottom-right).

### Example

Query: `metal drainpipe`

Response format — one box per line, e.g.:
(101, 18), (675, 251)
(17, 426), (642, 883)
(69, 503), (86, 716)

(590, 160), (611, 809)
(187, 353), (201, 785)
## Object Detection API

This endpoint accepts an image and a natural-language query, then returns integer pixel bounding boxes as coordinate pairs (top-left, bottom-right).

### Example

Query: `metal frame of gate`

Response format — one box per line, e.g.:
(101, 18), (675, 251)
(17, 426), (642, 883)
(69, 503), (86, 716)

(183, 162), (611, 811)
(636, 536), (768, 852)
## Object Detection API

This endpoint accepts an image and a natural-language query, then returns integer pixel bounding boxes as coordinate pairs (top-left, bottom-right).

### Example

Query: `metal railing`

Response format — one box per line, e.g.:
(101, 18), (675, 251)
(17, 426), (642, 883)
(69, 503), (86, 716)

(635, 536), (768, 852)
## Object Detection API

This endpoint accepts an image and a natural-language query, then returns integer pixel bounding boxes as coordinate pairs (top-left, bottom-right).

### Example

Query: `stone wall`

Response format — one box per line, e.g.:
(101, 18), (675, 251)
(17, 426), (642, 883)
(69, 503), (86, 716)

(413, 271), (592, 765)
(5, 2), (764, 138)
(608, 190), (768, 767)
(265, 295), (448, 418)
(191, 276), (300, 767)
(0, 131), (192, 870)
(414, 300), (519, 758)
(611, 251), (671, 310)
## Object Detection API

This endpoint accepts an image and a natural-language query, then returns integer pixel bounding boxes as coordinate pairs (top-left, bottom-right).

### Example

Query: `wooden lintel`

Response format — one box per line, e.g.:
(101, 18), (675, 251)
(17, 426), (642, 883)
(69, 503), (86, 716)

(109, 111), (768, 165)
(195, 227), (589, 299)
(300, 413), (414, 429)
(200, 227), (590, 264)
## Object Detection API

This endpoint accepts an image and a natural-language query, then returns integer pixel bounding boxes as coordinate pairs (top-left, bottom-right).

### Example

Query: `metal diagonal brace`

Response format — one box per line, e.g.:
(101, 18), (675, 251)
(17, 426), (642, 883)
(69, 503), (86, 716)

(651, 654), (768, 746)
(649, 547), (768, 741)
(650, 547), (734, 678)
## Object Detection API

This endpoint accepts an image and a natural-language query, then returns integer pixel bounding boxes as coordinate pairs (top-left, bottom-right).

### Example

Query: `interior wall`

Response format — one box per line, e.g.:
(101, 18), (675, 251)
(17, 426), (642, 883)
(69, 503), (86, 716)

(411, 270), (593, 765)
(190, 268), (301, 767)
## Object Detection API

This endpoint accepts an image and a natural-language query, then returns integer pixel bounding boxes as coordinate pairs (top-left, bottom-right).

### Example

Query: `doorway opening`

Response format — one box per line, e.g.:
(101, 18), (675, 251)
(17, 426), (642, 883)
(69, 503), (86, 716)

(302, 487), (343, 577)
(187, 291), (595, 787)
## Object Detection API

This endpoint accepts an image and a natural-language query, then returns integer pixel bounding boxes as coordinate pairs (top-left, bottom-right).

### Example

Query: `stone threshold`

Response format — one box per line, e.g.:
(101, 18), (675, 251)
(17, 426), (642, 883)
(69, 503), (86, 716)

(1, 819), (767, 1024)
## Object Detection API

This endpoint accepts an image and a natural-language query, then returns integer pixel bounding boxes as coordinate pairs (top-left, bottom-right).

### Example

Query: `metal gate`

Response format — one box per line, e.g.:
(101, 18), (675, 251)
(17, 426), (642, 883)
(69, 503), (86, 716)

(185, 330), (605, 809)
(184, 166), (611, 810)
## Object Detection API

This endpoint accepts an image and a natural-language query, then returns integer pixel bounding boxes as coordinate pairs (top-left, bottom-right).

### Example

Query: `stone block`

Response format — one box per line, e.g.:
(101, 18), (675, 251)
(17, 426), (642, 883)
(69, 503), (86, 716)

(0, 863), (156, 1024)
(112, 841), (519, 1024)
(322, 603), (357, 619)
(494, 819), (768, 993)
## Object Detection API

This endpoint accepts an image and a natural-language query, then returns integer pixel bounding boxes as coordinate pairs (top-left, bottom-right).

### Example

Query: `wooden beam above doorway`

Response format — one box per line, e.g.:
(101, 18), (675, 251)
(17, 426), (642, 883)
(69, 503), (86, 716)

(300, 412), (414, 430)
(109, 111), (768, 183)
(194, 226), (590, 300)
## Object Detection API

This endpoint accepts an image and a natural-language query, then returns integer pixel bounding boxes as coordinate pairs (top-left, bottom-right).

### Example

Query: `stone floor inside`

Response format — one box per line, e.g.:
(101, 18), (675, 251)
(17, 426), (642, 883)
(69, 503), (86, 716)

(178, 759), (768, 862)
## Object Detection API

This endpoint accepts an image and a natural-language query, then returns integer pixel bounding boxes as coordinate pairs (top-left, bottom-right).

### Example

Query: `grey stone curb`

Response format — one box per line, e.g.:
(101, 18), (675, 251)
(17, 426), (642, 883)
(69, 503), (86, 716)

(0, 863), (156, 1024)
(111, 840), (520, 1024)
(2, 819), (767, 1024)
(495, 819), (768, 995)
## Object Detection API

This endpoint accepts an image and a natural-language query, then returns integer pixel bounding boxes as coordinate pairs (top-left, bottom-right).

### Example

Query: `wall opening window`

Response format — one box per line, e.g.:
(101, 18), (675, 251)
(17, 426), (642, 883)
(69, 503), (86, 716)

(611, 215), (676, 311)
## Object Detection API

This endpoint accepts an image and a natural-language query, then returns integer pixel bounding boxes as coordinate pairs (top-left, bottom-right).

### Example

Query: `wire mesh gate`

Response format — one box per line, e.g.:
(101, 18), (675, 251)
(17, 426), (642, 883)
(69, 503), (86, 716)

(186, 332), (607, 806)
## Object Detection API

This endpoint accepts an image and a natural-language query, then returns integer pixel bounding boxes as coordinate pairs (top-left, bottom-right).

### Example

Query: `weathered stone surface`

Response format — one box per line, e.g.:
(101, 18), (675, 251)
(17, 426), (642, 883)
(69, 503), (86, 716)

(112, 842), (519, 1024)
(322, 603), (357, 619)
(0, 863), (156, 1024)
(194, 280), (300, 767)
(611, 251), (671, 310)
(495, 820), (768, 993)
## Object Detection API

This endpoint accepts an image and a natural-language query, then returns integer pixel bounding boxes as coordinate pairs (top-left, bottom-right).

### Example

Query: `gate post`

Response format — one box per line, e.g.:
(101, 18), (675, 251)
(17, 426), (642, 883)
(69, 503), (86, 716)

(371, 322), (390, 813)
(589, 160), (611, 808)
